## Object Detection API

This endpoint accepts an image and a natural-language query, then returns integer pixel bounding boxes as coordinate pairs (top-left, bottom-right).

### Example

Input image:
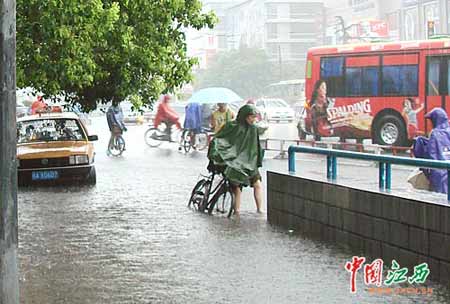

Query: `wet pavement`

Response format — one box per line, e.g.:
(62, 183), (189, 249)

(19, 117), (450, 303)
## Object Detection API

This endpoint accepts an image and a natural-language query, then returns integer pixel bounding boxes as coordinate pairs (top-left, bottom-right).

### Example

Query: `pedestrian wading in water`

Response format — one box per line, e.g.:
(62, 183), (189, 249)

(208, 104), (264, 216)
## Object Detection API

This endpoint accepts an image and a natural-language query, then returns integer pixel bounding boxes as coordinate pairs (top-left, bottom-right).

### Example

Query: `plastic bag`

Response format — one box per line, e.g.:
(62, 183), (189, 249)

(407, 169), (431, 191)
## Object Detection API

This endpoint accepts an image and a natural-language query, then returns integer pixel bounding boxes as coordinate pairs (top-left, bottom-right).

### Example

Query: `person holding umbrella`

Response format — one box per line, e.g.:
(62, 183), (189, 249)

(188, 88), (242, 132)
(210, 103), (235, 134)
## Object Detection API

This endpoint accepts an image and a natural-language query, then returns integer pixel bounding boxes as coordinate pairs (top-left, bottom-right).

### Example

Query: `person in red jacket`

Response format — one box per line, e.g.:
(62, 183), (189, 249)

(31, 96), (47, 114)
(153, 95), (182, 130)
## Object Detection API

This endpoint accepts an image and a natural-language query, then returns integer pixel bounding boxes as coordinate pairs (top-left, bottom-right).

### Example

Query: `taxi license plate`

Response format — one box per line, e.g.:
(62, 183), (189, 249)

(32, 170), (59, 181)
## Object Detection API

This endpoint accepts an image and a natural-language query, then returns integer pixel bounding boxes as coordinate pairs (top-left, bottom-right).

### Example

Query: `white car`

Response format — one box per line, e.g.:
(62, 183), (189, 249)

(16, 101), (29, 118)
(120, 101), (144, 125)
(255, 98), (295, 123)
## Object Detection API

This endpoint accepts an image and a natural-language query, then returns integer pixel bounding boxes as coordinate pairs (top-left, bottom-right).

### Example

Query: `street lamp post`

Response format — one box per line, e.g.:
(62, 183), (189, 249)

(278, 45), (282, 81)
(0, 0), (19, 303)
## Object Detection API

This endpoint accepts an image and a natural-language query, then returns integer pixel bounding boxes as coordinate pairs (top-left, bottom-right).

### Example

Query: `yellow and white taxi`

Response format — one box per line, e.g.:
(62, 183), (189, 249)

(17, 112), (98, 185)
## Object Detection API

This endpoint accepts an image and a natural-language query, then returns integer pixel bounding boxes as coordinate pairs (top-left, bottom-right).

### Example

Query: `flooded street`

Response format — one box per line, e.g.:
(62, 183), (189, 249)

(18, 117), (450, 303)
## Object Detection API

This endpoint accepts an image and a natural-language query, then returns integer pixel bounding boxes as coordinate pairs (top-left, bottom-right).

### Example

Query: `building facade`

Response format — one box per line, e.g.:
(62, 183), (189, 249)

(226, 0), (325, 68)
(324, 0), (450, 43)
(189, 0), (450, 72)
(226, 0), (325, 79)
(323, 0), (389, 44)
(186, 0), (239, 70)
(381, 0), (450, 41)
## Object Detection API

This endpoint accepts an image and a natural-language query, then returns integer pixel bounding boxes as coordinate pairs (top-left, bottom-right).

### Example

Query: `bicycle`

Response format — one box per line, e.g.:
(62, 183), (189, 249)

(107, 128), (126, 157)
(180, 128), (212, 153)
(144, 121), (181, 148)
(188, 169), (235, 218)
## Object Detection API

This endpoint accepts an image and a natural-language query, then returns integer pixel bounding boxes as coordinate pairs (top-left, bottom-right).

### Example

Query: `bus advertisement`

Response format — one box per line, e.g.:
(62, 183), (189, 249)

(298, 39), (450, 146)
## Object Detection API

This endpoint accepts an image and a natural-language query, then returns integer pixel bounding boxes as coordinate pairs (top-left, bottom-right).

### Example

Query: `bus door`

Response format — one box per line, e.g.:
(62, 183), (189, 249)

(425, 56), (450, 133)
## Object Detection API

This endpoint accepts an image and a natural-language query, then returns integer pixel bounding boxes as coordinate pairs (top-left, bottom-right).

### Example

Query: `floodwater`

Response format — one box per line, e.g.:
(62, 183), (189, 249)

(18, 117), (450, 303)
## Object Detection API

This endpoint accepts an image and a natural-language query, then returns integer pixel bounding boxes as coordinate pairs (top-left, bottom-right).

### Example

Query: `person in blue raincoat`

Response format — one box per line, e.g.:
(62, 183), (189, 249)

(184, 102), (203, 132)
(413, 107), (450, 193)
(184, 102), (203, 147)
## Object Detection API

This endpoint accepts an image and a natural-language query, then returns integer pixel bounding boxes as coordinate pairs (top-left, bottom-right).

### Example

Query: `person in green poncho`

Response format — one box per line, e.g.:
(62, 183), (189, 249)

(207, 104), (264, 215)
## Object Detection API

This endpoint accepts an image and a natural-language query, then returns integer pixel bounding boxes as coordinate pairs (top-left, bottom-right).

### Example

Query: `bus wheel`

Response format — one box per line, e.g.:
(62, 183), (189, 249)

(374, 115), (406, 146)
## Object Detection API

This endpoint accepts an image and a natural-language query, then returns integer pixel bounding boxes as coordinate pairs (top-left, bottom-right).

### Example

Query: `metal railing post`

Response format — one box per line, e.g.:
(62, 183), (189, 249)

(288, 147), (296, 173)
(287, 145), (450, 201)
(386, 163), (392, 190)
(331, 156), (337, 180)
(379, 162), (386, 189)
(275, 140), (287, 159)
(448, 170), (450, 201)
(327, 156), (332, 179)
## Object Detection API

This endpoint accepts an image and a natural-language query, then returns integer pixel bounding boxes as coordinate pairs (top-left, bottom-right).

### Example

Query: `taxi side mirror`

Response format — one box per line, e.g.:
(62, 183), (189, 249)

(88, 135), (98, 141)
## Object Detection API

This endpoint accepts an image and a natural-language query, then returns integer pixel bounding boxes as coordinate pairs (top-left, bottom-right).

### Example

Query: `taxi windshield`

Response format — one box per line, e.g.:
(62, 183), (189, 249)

(17, 118), (86, 143)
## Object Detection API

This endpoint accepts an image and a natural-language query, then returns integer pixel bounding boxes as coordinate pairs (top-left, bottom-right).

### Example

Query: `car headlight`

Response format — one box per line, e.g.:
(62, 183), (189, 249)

(69, 155), (89, 165)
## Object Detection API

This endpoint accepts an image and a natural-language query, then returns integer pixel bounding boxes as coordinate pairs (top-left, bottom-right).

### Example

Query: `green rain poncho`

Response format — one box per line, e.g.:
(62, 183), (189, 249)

(208, 105), (264, 186)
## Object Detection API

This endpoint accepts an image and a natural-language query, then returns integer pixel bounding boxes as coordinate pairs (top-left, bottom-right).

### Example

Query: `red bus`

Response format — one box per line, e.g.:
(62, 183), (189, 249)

(299, 39), (450, 146)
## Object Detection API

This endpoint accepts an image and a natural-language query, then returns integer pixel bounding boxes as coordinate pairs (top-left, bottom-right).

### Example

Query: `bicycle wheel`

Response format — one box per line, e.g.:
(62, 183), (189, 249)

(208, 184), (235, 218)
(181, 129), (192, 153)
(195, 132), (209, 151)
(188, 178), (211, 211)
(144, 127), (165, 147)
(108, 135), (125, 157)
(170, 126), (182, 144)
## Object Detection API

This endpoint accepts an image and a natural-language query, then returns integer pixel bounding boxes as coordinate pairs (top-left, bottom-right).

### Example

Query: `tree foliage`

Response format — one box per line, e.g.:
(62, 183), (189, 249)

(195, 47), (276, 99)
(17, 0), (216, 111)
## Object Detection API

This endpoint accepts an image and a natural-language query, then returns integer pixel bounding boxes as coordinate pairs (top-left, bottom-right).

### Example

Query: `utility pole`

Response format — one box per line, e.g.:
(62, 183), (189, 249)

(0, 0), (19, 303)
(278, 45), (283, 81)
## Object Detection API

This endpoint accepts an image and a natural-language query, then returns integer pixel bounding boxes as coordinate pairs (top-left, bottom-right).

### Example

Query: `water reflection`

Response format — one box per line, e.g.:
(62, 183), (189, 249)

(18, 118), (450, 303)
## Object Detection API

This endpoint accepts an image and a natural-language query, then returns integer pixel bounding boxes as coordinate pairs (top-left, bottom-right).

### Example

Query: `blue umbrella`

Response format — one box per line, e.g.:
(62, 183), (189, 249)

(188, 87), (242, 104)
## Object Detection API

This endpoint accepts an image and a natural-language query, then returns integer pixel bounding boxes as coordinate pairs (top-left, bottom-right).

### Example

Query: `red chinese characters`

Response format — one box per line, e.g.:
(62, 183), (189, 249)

(345, 256), (366, 293)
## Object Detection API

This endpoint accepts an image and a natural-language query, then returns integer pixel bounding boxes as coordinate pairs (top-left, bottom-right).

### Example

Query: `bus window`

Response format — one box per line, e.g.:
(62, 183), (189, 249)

(345, 67), (379, 96)
(320, 57), (345, 97)
(428, 58), (441, 96)
(382, 65), (418, 96)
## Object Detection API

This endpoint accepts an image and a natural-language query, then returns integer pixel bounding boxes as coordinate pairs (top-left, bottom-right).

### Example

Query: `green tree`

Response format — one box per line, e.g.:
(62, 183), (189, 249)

(17, 0), (216, 111)
(195, 47), (276, 99)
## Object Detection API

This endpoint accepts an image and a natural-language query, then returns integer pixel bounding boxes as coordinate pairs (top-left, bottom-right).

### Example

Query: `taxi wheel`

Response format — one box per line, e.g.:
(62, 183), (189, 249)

(86, 167), (96, 185)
